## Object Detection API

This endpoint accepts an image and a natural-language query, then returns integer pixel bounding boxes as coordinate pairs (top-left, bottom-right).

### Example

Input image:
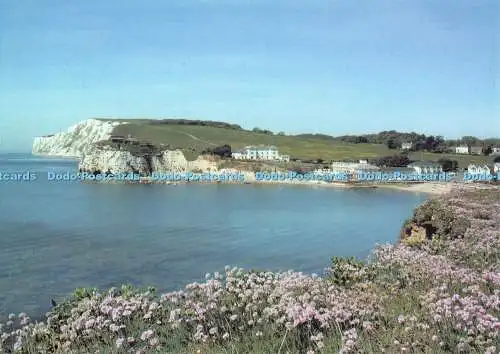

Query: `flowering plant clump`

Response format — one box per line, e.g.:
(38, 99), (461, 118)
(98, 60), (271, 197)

(0, 184), (498, 353)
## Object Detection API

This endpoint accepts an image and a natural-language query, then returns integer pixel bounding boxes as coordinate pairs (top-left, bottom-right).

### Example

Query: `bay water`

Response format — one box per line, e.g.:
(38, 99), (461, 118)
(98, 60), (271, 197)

(0, 153), (428, 318)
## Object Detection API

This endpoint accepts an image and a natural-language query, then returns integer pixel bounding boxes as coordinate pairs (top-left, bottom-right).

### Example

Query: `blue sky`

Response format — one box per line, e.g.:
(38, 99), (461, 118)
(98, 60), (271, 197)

(0, 0), (498, 152)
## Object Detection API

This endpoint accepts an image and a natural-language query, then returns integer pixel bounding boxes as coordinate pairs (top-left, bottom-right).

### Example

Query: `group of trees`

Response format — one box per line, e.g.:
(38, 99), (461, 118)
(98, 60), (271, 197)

(370, 155), (462, 171)
(251, 127), (274, 135)
(371, 155), (411, 168)
(384, 134), (446, 152)
(152, 119), (243, 130)
(437, 158), (459, 172)
(336, 131), (500, 155)
(201, 144), (232, 158)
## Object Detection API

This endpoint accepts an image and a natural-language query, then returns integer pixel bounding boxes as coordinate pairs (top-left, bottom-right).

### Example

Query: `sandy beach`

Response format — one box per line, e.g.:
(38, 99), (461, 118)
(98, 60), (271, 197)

(134, 171), (455, 195)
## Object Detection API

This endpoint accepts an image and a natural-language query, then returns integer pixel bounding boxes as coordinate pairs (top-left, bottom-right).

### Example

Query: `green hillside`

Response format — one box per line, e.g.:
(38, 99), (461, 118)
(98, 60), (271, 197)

(101, 119), (494, 167)
(107, 119), (395, 161)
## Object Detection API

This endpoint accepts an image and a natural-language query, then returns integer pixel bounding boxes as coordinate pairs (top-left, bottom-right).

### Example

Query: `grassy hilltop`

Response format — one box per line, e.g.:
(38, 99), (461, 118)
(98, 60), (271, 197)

(104, 119), (394, 162)
(99, 119), (494, 167)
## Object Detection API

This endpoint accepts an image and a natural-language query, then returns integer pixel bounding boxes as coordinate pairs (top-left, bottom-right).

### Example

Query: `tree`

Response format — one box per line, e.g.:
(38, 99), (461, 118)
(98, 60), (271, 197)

(373, 155), (411, 167)
(494, 156), (500, 163)
(484, 145), (493, 156)
(202, 144), (232, 158)
(386, 137), (398, 149)
(461, 136), (478, 146)
(277, 131), (286, 136)
(437, 158), (458, 172)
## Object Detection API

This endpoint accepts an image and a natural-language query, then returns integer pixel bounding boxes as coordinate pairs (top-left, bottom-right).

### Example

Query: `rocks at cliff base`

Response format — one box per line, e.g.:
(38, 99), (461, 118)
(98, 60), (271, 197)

(79, 147), (217, 175)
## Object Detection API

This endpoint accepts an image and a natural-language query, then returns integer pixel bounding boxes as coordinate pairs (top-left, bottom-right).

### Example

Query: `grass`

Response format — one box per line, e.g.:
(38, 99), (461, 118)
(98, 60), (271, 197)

(408, 151), (494, 168)
(110, 121), (398, 161)
(106, 120), (495, 167)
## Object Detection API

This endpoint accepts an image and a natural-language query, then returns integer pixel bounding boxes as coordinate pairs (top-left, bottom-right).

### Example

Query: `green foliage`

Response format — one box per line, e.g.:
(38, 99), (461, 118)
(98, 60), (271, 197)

(72, 287), (98, 300)
(373, 155), (411, 167)
(201, 144), (232, 158)
(329, 256), (375, 286)
(386, 137), (398, 149)
(412, 199), (470, 241)
(437, 158), (458, 172)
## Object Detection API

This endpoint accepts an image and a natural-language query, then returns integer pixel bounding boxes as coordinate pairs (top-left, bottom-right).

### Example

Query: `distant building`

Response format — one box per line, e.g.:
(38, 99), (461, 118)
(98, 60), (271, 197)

(401, 142), (413, 150)
(467, 164), (490, 174)
(331, 160), (379, 172)
(455, 145), (469, 154)
(470, 146), (483, 155)
(492, 147), (500, 155)
(407, 162), (443, 174)
(232, 145), (289, 162)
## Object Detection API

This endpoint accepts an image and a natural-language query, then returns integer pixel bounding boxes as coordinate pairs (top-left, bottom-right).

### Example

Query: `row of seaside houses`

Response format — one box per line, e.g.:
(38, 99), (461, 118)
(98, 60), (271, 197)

(401, 142), (500, 155)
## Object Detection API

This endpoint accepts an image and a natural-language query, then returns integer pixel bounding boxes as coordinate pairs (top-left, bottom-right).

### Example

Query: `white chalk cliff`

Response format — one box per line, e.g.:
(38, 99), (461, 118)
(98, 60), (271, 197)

(32, 118), (218, 174)
(32, 119), (126, 158)
(79, 147), (217, 175)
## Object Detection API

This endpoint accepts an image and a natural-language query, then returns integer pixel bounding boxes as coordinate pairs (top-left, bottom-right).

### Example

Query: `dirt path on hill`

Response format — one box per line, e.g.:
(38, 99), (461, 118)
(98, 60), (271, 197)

(178, 131), (218, 146)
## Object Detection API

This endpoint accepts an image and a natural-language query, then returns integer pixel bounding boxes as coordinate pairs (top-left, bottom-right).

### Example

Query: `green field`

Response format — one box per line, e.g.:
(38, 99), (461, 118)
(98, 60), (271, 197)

(107, 119), (495, 167)
(408, 151), (493, 168)
(110, 120), (396, 161)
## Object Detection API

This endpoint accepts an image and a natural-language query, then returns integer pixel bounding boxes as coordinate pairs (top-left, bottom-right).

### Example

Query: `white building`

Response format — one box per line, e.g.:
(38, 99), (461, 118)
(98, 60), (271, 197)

(401, 142), (413, 150)
(491, 147), (500, 155)
(467, 164), (491, 174)
(232, 145), (290, 162)
(331, 160), (379, 172)
(407, 162), (443, 174)
(455, 145), (469, 154)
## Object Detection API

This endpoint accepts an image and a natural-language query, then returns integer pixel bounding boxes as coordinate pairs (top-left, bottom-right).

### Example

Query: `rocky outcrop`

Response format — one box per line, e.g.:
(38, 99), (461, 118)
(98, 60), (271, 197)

(32, 119), (126, 158)
(79, 146), (217, 175)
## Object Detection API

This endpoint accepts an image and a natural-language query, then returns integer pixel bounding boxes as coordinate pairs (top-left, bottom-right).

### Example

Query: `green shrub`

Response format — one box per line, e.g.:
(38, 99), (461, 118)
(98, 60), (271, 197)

(329, 256), (375, 286)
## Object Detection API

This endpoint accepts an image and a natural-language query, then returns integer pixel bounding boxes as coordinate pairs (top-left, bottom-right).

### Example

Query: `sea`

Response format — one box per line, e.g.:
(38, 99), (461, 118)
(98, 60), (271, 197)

(0, 153), (428, 318)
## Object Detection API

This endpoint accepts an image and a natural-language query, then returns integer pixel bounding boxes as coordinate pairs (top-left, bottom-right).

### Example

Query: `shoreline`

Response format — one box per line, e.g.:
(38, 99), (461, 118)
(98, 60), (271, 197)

(130, 177), (454, 195)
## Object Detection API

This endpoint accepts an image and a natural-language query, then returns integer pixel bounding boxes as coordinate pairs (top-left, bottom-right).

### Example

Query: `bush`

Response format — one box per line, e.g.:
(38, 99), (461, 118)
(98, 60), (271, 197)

(412, 199), (469, 241)
(202, 144), (232, 158)
(437, 158), (458, 172)
(373, 155), (411, 168)
(328, 256), (375, 286)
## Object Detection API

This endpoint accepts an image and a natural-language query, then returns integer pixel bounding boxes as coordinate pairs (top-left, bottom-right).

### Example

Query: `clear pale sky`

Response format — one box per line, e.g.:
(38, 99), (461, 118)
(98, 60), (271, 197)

(0, 0), (498, 152)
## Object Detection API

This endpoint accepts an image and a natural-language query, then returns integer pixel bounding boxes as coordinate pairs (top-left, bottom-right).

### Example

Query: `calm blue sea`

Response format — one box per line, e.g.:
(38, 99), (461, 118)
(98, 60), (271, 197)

(0, 153), (428, 318)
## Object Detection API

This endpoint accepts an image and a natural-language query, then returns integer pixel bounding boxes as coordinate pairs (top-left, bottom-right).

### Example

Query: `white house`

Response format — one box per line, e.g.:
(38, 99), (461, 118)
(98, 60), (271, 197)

(467, 164), (491, 174)
(232, 145), (289, 162)
(401, 142), (413, 150)
(455, 145), (469, 154)
(407, 162), (443, 174)
(491, 147), (500, 155)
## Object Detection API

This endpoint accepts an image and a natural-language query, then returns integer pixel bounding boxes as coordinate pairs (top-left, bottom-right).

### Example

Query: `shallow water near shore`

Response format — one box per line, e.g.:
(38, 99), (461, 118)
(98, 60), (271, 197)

(0, 153), (428, 318)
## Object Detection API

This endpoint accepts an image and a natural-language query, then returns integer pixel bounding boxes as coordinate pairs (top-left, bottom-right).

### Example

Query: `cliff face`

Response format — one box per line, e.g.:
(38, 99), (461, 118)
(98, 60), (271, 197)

(32, 119), (126, 158)
(33, 118), (218, 174)
(79, 147), (217, 175)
